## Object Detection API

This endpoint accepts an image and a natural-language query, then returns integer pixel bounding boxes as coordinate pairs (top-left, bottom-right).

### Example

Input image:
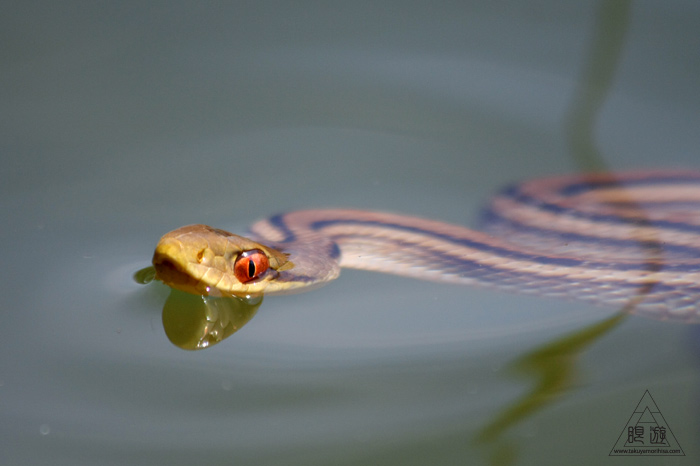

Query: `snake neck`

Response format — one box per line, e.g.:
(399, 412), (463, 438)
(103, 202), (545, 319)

(250, 217), (342, 293)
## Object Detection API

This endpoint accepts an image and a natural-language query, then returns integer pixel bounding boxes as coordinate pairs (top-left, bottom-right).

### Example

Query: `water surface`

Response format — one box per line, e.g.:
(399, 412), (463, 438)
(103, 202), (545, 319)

(2, 2), (699, 465)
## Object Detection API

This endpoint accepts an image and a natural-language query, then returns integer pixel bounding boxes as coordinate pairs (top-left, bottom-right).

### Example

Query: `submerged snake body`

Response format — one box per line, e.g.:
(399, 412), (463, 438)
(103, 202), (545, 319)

(153, 171), (700, 323)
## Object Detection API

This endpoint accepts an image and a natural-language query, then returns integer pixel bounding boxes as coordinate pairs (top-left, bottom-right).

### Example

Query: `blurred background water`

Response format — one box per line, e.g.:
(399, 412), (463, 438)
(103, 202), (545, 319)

(1, 1), (699, 465)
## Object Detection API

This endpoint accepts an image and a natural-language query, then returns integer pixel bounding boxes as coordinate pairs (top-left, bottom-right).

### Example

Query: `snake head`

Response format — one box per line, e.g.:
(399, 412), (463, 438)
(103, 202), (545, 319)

(152, 224), (293, 297)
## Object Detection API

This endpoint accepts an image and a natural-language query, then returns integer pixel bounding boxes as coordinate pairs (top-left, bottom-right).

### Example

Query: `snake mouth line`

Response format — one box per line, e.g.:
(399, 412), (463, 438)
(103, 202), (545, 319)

(152, 253), (204, 294)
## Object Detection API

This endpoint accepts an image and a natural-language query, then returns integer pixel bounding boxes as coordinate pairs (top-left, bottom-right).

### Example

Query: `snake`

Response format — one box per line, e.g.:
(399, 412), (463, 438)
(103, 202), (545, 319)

(152, 170), (700, 323)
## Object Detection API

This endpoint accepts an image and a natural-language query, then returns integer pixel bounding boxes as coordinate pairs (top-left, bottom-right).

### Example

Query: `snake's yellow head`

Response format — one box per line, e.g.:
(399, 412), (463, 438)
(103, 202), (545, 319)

(152, 224), (293, 297)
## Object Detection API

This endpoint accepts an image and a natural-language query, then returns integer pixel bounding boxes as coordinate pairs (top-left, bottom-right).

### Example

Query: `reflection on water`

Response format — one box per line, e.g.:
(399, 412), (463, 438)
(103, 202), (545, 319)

(161, 290), (262, 350)
(133, 265), (156, 286)
(135, 266), (262, 349)
(474, 313), (626, 464)
(566, 0), (632, 172)
(139, 257), (629, 463)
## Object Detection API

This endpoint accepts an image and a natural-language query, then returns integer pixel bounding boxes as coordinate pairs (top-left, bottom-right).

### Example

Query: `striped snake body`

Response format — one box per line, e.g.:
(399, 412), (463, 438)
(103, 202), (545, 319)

(153, 171), (700, 323)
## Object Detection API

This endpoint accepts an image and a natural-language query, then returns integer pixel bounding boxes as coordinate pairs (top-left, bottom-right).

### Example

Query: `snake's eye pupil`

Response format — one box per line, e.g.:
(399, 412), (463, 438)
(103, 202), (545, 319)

(234, 249), (270, 283)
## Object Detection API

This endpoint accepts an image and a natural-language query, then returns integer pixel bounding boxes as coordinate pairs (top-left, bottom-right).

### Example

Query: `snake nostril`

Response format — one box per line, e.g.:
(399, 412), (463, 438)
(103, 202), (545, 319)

(155, 258), (177, 271)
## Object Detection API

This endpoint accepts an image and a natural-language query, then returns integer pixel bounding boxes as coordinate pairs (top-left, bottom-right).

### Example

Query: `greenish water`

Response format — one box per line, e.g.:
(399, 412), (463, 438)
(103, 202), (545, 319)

(2, 2), (699, 465)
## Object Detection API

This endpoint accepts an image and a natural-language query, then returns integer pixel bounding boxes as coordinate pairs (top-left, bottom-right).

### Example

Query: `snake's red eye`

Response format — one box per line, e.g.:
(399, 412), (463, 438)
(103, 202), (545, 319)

(234, 249), (270, 283)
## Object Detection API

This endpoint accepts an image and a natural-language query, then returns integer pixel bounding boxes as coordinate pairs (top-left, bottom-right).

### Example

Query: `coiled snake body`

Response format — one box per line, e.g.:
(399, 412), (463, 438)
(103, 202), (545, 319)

(153, 171), (700, 323)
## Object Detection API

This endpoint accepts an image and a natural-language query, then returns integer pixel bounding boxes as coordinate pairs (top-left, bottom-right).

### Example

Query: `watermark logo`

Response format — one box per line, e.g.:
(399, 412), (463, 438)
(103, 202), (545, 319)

(609, 390), (684, 456)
